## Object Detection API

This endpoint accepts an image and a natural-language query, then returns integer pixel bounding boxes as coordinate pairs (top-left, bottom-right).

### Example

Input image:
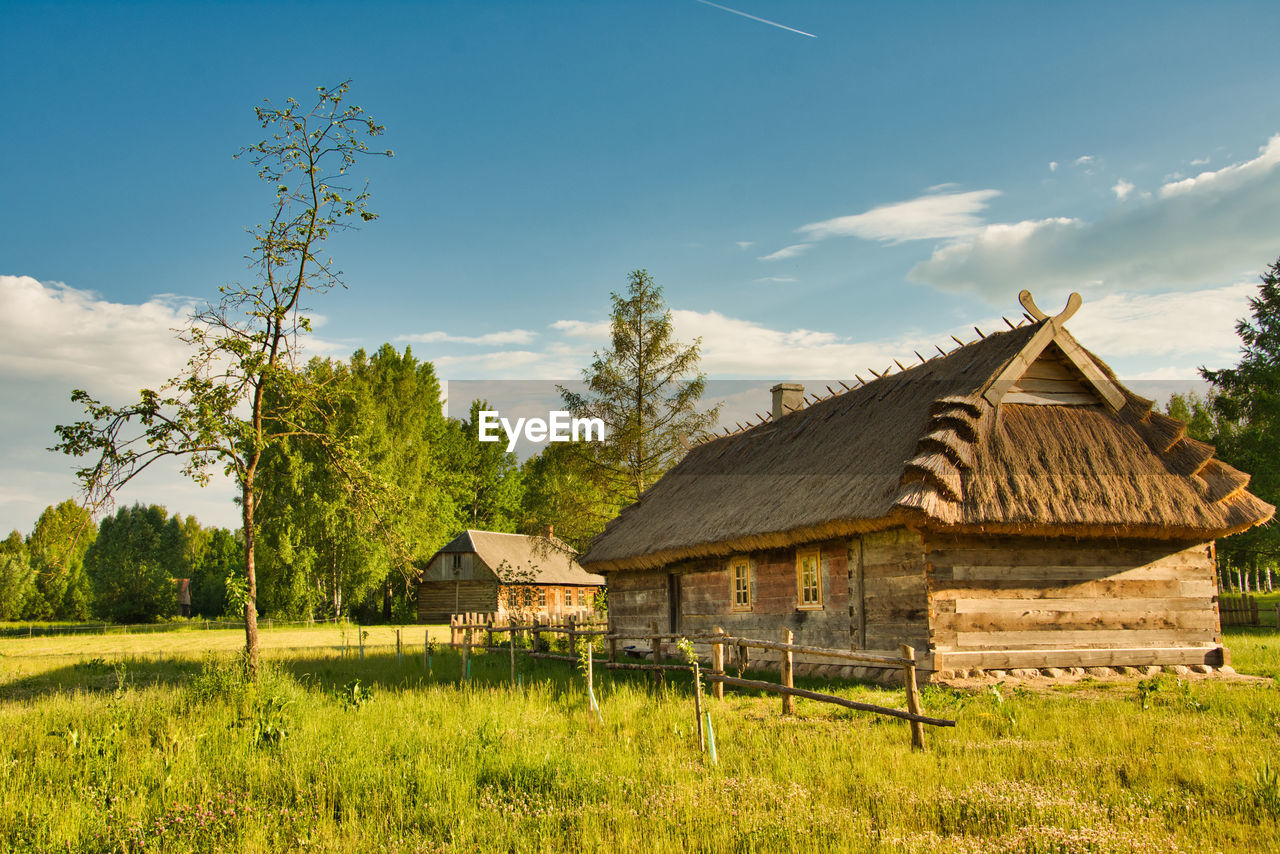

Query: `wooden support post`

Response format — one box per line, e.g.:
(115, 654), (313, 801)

(586, 643), (596, 711)
(509, 617), (517, 686)
(608, 633), (618, 664)
(486, 615), (494, 650)
(424, 630), (429, 672)
(900, 644), (926, 752)
(397, 629), (402, 665)
(359, 627), (365, 660)
(781, 628), (795, 715)
(532, 617), (541, 654)
(693, 660), (705, 751)
(738, 641), (748, 676)
(567, 614), (577, 659)
(711, 626), (725, 700)
(449, 615), (457, 649)
(461, 625), (471, 685)
(650, 620), (663, 688)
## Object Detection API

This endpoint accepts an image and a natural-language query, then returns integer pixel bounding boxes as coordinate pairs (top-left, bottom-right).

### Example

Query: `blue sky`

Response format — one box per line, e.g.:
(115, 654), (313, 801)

(3, 1), (1280, 533)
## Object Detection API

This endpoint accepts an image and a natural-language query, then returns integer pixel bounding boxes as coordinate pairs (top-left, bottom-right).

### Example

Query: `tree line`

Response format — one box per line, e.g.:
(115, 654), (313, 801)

(18, 266), (711, 625)
(1164, 256), (1280, 594)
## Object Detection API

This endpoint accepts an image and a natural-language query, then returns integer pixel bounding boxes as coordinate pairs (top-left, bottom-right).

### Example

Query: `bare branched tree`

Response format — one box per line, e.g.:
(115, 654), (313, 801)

(53, 82), (393, 677)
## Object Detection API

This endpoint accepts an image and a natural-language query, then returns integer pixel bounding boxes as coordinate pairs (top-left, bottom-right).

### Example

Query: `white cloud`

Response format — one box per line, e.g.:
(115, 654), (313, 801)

(0, 275), (241, 534)
(550, 319), (610, 339)
(1160, 135), (1280, 197)
(735, 241), (755, 249)
(753, 276), (797, 284)
(396, 328), (536, 346)
(0, 275), (196, 398)
(758, 243), (814, 261)
(909, 134), (1280, 298)
(1049, 161), (1059, 172)
(1190, 157), (1211, 166)
(1112, 178), (1135, 201)
(1074, 155), (1096, 166)
(1067, 281), (1253, 360)
(797, 189), (1001, 244)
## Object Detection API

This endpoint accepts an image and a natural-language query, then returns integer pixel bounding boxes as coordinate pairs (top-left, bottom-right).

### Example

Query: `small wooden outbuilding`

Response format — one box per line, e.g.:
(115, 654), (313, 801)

(417, 529), (604, 623)
(579, 292), (1274, 679)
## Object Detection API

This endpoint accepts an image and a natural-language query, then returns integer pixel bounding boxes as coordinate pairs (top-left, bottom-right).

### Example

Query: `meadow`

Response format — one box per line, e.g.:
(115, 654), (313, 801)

(1, 623), (1277, 853)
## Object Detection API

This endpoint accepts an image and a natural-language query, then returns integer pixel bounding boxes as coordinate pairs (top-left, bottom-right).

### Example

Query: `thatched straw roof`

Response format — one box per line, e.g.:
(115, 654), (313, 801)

(433, 530), (604, 585)
(580, 312), (1274, 573)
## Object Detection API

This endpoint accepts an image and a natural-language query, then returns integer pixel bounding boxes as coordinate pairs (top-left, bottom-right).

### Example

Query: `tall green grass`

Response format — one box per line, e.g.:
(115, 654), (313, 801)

(0, 628), (1276, 852)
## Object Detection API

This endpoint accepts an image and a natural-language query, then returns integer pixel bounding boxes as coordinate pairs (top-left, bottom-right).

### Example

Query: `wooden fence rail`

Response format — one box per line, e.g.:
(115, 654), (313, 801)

(449, 613), (953, 750)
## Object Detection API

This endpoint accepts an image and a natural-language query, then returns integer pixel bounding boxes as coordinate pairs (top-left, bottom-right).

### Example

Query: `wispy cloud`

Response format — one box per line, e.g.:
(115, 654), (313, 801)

(693, 0), (816, 38)
(735, 240), (755, 249)
(396, 329), (537, 346)
(797, 189), (1001, 244)
(909, 134), (1280, 298)
(550, 319), (610, 339)
(1112, 178), (1135, 201)
(758, 243), (814, 261)
(753, 276), (797, 284)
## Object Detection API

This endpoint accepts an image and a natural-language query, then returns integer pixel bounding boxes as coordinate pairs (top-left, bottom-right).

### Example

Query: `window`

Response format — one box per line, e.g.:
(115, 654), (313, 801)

(796, 548), (822, 609)
(506, 587), (518, 609)
(451, 553), (462, 571)
(730, 557), (751, 611)
(537, 587), (546, 608)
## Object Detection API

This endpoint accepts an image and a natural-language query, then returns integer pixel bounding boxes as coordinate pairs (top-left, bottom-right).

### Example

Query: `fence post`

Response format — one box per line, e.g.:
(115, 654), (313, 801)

(900, 644), (926, 752)
(693, 659), (705, 751)
(486, 614), (494, 651)
(461, 623), (471, 685)
(650, 620), (663, 688)
(567, 614), (577, 659)
(424, 629), (429, 673)
(450, 615), (457, 649)
(509, 616), (517, 686)
(711, 626), (725, 700)
(397, 629), (402, 665)
(782, 628), (795, 715)
(608, 632), (617, 664)
(359, 627), (365, 660)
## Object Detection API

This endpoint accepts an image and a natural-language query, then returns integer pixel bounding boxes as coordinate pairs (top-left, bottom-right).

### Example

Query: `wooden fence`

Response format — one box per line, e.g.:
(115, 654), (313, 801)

(1220, 594), (1261, 627)
(449, 613), (954, 750)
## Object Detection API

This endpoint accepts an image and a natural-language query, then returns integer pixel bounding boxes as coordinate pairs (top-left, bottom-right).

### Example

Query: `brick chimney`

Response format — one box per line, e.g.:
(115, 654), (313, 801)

(770, 383), (805, 420)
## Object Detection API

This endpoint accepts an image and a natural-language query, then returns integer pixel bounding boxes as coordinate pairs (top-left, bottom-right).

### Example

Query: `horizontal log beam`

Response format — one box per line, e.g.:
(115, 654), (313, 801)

(705, 674), (955, 728)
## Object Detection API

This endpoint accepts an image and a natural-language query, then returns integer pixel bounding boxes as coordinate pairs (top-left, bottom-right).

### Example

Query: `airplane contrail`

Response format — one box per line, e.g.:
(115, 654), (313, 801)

(694, 0), (817, 38)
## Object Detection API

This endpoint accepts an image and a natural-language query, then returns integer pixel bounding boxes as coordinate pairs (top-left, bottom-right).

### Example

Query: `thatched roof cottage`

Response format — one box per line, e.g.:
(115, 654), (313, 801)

(579, 292), (1273, 679)
(417, 530), (604, 623)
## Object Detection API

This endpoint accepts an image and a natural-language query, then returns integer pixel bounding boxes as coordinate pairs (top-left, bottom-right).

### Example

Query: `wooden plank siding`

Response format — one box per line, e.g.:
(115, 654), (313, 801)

(924, 534), (1225, 671)
(418, 581), (497, 623)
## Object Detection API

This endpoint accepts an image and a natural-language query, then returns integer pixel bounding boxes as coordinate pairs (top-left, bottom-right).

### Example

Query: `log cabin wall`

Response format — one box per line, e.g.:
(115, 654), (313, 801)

(854, 528), (931, 657)
(417, 580), (498, 623)
(924, 533), (1225, 672)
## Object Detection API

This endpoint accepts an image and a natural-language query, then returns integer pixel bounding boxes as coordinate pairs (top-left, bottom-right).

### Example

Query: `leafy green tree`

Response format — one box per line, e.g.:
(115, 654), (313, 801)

(255, 345), (458, 619)
(0, 530), (37, 620)
(1163, 391), (1219, 443)
(190, 528), (243, 618)
(84, 504), (178, 623)
(560, 269), (719, 505)
(53, 83), (392, 676)
(1202, 255), (1280, 582)
(446, 400), (523, 532)
(518, 443), (619, 551)
(26, 500), (96, 620)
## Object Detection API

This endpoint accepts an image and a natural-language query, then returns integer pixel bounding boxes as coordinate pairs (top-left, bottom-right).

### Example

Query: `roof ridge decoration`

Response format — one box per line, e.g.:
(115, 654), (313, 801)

(980, 290), (1124, 411)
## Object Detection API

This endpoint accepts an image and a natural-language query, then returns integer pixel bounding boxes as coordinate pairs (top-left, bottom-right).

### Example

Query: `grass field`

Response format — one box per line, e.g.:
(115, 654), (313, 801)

(2, 624), (1277, 853)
